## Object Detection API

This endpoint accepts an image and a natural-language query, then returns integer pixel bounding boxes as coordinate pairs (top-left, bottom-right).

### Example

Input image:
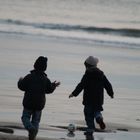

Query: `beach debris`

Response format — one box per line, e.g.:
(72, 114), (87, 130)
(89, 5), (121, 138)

(0, 127), (14, 134)
(117, 128), (128, 131)
(50, 125), (116, 133)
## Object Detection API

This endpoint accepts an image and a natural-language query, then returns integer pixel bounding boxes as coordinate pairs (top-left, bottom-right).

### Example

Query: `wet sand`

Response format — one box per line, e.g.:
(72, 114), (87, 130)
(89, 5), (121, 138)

(0, 121), (140, 140)
(0, 33), (140, 140)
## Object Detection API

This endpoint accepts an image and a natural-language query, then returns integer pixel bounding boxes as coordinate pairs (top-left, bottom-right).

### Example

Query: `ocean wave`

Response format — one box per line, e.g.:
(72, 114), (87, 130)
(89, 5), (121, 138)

(1, 18), (140, 38)
(0, 18), (140, 50)
(0, 30), (140, 50)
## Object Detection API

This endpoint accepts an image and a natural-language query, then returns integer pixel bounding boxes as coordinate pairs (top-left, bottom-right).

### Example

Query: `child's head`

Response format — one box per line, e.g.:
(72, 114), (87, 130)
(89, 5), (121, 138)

(84, 56), (99, 68)
(34, 56), (48, 71)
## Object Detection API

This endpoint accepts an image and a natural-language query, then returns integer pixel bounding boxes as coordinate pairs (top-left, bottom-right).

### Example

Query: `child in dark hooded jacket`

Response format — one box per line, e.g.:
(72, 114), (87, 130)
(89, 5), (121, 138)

(18, 56), (60, 140)
(69, 56), (114, 136)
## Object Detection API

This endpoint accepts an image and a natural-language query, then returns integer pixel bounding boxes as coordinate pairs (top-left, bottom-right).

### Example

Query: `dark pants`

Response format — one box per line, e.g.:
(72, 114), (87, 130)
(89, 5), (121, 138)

(84, 105), (103, 133)
(21, 108), (42, 133)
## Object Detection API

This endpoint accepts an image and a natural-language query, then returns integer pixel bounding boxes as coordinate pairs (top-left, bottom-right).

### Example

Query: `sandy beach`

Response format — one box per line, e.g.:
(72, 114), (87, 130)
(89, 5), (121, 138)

(0, 0), (140, 139)
(0, 33), (140, 140)
(0, 121), (140, 140)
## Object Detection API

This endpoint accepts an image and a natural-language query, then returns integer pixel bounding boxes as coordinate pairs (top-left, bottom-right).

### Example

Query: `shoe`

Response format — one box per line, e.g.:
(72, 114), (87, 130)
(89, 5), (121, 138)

(85, 135), (94, 140)
(84, 132), (94, 140)
(96, 117), (106, 130)
(84, 131), (93, 135)
(28, 128), (37, 140)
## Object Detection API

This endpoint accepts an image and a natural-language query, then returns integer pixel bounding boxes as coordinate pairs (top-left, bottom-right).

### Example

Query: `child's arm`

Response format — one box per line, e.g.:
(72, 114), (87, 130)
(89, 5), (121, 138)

(103, 75), (114, 98)
(17, 75), (30, 91)
(45, 78), (60, 93)
(69, 93), (74, 98)
(69, 74), (87, 98)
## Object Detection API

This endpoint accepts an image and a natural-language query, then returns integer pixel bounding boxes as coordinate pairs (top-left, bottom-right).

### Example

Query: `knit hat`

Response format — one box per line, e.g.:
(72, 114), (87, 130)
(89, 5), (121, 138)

(34, 56), (48, 71)
(85, 56), (99, 67)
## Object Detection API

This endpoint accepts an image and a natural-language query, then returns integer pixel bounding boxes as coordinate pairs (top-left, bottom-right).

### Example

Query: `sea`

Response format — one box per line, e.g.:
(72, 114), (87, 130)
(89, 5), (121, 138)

(0, 0), (140, 135)
(0, 0), (140, 48)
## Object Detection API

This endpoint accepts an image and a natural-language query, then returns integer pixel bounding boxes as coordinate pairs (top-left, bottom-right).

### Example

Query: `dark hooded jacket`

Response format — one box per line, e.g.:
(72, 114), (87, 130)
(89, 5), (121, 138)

(72, 67), (114, 111)
(18, 70), (56, 111)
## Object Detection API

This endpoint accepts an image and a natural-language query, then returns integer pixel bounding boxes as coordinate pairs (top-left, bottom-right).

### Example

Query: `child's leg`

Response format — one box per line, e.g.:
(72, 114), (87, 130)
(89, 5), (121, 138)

(94, 111), (106, 130)
(21, 108), (37, 140)
(31, 110), (42, 134)
(21, 108), (34, 130)
(84, 106), (95, 134)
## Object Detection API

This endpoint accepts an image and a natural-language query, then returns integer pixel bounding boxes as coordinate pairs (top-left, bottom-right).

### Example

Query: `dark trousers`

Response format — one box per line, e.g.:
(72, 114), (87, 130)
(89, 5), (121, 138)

(84, 105), (102, 133)
(21, 108), (42, 132)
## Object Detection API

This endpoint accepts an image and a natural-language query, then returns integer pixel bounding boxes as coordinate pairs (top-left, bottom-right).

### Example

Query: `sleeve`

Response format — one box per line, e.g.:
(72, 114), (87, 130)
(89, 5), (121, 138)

(45, 78), (56, 94)
(103, 75), (114, 98)
(17, 75), (30, 91)
(72, 74), (87, 97)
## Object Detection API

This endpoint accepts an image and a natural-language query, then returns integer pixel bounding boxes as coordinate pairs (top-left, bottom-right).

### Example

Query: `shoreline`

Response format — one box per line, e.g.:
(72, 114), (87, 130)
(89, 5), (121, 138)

(0, 121), (140, 140)
(0, 121), (140, 132)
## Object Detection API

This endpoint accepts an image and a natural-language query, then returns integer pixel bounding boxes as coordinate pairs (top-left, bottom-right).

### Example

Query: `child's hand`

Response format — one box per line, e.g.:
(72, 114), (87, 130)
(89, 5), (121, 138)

(111, 95), (114, 99)
(69, 93), (74, 98)
(19, 77), (23, 81)
(53, 81), (61, 87)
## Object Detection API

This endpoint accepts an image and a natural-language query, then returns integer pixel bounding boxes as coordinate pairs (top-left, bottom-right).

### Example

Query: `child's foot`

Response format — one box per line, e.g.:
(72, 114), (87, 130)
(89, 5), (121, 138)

(84, 131), (93, 136)
(84, 132), (94, 140)
(96, 117), (106, 130)
(28, 128), (37, 140)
